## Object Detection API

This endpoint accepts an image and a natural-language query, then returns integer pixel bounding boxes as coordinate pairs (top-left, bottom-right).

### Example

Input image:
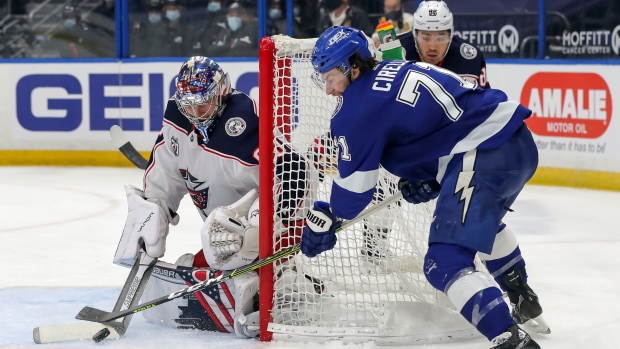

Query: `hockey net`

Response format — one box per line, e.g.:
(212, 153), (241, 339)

(258, 35), (477, 345)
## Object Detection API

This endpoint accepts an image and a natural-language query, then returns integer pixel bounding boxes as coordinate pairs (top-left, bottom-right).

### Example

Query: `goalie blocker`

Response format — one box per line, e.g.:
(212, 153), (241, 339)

(138, 189), (324, 338)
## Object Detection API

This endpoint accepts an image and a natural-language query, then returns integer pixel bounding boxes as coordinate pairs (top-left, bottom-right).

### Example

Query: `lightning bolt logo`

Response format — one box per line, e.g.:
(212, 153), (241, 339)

(454, 172), (475, 224)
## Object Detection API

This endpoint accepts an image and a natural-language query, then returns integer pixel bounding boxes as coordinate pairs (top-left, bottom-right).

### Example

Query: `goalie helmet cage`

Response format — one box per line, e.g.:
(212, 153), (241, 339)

(258, 35), (478, 345)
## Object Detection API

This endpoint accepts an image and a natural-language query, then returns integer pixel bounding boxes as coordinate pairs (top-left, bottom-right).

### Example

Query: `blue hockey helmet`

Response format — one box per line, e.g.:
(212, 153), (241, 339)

(311, 26), (375, 76)
(174, 56), (231, 129)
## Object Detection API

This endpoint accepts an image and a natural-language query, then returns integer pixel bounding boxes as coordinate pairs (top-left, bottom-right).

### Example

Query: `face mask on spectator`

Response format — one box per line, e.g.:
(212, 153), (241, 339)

(166, 10), (181, 21)
(294, 7), (300, 17)
(207, 2), (221, 12)
(386, 10), (402, 21)
(148, 13), (162, 23)
(269, 9), (282, 19)
(228, 16), (242, 31)
(324, 0), (341, 11)
(64, 19), (76, 28)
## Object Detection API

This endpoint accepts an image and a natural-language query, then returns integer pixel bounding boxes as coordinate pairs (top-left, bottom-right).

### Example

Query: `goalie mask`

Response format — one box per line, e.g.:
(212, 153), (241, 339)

(310, 26), (380, 91)
(175, 56), (232, 142)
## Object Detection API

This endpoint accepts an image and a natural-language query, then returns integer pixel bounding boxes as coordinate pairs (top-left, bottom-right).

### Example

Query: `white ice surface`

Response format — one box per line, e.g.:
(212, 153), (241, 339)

(1, 166), (619, 349)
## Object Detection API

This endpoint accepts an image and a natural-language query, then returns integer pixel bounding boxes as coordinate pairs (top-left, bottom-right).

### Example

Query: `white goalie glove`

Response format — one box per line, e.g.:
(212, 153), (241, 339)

(202, 189), (259, 271)
(113, 184), (180, 268)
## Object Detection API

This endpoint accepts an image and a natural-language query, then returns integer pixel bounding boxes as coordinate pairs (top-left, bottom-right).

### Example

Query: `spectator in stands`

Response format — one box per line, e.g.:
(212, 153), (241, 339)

(267, 0), (308, 38)
(296, 0), (320, 37)
(187, 0), (228, 55)
(208, 2), (258, 57)
(87, 0), (116, 39)
(131, 0), (193, 56)
(317, 0), (375, 37)
(51, 5), (115, 57)
(371, 0), (413, 47)
(94, 0), (116, 20)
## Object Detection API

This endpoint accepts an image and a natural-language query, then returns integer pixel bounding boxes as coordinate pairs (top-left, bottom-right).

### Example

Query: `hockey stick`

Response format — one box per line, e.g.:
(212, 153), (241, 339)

(76, 192), (403, 324)
(110, 125), (149, 170)
(33, 249), (156, 343)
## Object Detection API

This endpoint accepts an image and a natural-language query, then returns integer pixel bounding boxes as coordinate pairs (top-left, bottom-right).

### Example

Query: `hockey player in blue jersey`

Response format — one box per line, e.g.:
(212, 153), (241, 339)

(397, 0), (490, 88)
(301, 26), (546, 349)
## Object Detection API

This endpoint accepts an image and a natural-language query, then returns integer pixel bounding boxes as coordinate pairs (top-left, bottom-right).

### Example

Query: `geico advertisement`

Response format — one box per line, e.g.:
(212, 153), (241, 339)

(489, 64), (619, 172)
(0, 61), (258, 150)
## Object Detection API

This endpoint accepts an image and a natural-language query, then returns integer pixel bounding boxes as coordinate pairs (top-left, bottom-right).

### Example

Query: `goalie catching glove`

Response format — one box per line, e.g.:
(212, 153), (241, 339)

(201, 189), (260, 270)
(113, 184), (180, 268)
(301, 201), (342, 258)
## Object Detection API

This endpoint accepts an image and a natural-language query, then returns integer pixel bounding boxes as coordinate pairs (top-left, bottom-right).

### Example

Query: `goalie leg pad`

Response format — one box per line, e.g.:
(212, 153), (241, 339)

(232, 272), (260, 338)
(142, 263), (235, 333)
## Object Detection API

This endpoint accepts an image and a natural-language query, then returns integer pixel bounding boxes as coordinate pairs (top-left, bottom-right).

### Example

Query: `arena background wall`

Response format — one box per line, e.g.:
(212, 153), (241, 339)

(0, 60), (618, 192)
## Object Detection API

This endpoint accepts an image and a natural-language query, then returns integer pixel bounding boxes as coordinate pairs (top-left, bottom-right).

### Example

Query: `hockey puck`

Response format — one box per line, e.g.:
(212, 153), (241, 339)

(92, 328), (111, 343)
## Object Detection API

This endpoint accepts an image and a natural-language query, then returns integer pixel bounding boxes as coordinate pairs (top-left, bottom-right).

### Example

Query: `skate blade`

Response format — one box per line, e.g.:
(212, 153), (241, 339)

(523, 315), (551, 334)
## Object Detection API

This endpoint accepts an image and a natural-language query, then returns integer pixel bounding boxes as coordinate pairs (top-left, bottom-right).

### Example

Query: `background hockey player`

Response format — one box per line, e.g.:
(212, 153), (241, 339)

(302, 26), (546, 349)
(111, 56), (318, 338)
(398, 0), (490, 88)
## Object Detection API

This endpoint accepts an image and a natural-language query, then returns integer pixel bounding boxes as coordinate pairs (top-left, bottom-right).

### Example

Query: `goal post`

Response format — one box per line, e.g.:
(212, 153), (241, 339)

(258, 35), (479, 345)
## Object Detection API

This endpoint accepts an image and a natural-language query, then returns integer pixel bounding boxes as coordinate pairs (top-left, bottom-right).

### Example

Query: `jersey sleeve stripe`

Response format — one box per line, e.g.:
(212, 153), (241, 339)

(436, 101), (518, 183)
(334, 169), (380, 194)
(163, 119), (189, 135)
(143, 137), (165, 190)
(199, 144), (258, 167)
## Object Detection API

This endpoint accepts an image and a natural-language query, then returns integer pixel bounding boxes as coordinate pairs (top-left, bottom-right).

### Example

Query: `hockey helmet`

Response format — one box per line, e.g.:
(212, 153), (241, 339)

(311, 26), (376, 76)
(174, 56), (231, 130)
(413, 1), (453, 33)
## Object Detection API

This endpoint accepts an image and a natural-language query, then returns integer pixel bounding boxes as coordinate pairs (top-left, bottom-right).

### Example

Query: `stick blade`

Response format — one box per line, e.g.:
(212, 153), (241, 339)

(33, 323), (120, 344)
(75, 306), (113, 323)
(109, 125), (149, 170)
(109, 125), (129, 149)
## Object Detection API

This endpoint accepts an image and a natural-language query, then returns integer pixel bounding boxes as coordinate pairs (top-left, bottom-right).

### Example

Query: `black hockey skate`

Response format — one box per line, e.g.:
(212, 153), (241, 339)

(491, 325), (540, 349)
(503, 268), (543, 324)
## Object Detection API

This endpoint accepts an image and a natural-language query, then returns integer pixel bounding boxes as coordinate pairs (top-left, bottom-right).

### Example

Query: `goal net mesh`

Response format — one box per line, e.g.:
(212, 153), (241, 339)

(258, 35), (477, 345)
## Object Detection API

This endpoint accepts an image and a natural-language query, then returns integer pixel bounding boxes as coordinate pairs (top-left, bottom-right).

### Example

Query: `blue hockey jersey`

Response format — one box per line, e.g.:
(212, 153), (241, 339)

(398, 33), (490, 88)
(329, 60), (531, 219)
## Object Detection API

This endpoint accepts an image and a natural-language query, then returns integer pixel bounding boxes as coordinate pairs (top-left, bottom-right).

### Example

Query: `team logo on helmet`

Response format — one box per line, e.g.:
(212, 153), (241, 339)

(328, 29), (350, 46)
(429, 9), (437, 16)
(225, 117), (246, 136)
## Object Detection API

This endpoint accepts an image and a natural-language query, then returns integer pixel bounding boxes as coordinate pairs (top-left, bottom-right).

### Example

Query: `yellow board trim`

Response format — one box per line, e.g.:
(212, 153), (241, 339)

(528, 167), (620, 192)
(0, 150), (151, 168)
(1, 150), (620, 192)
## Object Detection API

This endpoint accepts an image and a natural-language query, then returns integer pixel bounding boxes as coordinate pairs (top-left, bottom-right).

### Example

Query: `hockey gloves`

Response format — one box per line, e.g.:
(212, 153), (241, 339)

(301, 201), (342, 258)
(398, 178), (441, 204)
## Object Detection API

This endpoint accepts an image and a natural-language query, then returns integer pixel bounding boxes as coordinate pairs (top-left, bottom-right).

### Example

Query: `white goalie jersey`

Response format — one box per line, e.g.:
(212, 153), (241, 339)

(143, 90), (260, 220)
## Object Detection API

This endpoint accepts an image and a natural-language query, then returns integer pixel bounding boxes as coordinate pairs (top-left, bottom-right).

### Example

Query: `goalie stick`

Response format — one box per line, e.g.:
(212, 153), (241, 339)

(33, 249), (156, 344)
(76, 192), (403, 324)
(110, 125), (149, 170)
